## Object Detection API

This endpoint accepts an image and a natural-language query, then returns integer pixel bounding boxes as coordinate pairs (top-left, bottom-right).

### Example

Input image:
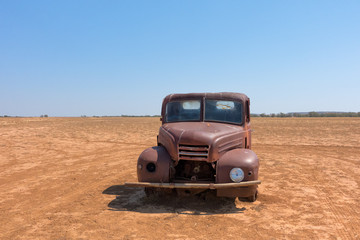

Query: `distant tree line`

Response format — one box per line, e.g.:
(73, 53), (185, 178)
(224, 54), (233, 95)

(251, 112), (360, 117)
(81, 115), (161, 118)
(1, 114), (49, 118)
(119, 115), (161, 117)
(1, 113), (359, 118)
(0, 115), (161, 118)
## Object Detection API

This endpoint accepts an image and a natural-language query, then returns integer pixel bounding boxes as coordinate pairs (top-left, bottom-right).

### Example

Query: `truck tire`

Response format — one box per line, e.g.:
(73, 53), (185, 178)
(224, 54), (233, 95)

(248, 190), (258, 202)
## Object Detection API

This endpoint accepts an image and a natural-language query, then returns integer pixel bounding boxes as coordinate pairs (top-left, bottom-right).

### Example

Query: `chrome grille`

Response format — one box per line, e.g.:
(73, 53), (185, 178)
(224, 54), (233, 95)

(178, 144), (209, 161)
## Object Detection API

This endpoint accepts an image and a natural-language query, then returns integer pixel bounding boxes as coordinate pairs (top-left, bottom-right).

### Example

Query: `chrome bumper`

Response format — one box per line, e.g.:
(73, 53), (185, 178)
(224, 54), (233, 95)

(125, 180), (261, 189)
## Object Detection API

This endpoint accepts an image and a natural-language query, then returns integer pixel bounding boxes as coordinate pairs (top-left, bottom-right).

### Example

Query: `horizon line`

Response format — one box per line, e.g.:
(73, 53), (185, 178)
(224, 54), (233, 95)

(1, 111), (360, 118)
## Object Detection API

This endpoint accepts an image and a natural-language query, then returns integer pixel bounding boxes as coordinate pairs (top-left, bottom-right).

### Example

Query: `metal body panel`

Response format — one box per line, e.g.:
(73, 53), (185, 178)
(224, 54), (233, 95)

(137, 146), (172, 183)
(215, 148), (259, 197)
(158, 122), (248, 163)
(216, 149), (259, 183)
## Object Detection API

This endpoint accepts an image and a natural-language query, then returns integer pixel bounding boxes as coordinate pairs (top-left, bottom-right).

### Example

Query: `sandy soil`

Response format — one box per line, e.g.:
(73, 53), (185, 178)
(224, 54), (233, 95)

(0, 117), (359, 239)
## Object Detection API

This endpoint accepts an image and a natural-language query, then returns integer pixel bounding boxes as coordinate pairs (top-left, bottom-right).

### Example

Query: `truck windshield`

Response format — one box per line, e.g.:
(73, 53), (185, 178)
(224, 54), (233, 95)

(205, 99), (243, 124)
(166, 100), (201, 122)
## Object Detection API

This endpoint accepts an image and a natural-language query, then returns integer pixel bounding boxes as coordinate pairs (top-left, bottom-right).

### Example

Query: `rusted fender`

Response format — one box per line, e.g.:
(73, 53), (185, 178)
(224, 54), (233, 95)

(216, 148), (259, 183)
(137, 146), (172, 183)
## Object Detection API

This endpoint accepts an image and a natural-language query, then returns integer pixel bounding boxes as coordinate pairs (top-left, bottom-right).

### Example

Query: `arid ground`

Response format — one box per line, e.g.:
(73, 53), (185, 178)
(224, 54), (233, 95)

(0, 117), (359, 239)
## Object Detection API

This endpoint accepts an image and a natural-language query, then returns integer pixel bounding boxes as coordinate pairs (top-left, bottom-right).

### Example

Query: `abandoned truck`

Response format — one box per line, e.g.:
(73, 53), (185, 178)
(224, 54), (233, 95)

(125, 92), (261, 201)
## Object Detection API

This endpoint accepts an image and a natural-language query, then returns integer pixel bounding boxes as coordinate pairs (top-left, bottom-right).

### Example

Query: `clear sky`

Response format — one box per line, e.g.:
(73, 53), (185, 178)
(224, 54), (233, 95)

(1, 0), (359, 116)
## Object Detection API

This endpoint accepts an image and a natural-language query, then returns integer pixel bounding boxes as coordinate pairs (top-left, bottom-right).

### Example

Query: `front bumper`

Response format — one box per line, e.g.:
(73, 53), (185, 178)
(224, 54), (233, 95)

(125, 180), (261, 189)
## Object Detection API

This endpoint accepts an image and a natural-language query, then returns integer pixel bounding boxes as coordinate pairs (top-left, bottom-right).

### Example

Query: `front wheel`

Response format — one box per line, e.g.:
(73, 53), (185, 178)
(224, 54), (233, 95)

(248, 190), (258, 202)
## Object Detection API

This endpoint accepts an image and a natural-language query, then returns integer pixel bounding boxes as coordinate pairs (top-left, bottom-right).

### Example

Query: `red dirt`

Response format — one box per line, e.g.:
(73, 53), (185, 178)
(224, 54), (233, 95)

(0, 117), (359, 239)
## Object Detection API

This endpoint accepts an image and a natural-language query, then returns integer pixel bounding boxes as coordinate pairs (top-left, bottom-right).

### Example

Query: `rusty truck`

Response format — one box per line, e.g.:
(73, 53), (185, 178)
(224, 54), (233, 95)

(125, 92), (261, 201)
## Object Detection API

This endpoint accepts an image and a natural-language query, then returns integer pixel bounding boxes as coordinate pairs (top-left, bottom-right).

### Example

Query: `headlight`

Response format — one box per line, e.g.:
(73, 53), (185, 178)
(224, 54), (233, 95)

(229, 168), (244, 183)
(146, 163), (156, 172)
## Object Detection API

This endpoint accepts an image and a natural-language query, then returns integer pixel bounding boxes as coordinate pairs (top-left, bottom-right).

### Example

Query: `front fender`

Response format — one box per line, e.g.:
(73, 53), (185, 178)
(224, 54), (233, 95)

(216, 149), (259, 183)
(137, 146), (172, 183)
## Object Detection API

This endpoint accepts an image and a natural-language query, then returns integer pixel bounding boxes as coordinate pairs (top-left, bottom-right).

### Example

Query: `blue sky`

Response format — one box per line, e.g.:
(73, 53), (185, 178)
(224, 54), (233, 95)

(1, 0), (359, 116)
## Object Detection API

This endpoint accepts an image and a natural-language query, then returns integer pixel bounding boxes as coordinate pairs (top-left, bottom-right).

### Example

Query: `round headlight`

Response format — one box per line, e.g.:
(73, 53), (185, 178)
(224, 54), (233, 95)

(146, 163), (156, 172)
(229, 168), (244, 183)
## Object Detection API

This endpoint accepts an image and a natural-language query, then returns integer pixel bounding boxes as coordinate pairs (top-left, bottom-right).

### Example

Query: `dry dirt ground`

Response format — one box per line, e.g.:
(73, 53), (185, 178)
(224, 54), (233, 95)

(0, 117), (359, 239)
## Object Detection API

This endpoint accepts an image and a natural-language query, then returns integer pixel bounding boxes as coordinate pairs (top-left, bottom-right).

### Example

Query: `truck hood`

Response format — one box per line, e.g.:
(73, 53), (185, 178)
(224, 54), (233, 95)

(162, 122), (243, 145)
(159, 122), (246, 162)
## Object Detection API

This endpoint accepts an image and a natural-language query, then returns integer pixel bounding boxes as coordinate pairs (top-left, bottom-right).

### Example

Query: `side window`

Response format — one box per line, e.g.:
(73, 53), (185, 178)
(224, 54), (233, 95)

(246, 100), (250, 123)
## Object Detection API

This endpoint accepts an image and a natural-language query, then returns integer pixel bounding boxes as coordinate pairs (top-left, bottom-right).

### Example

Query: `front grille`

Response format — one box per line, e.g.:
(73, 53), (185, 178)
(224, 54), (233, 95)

(178, 144), (209, 161)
